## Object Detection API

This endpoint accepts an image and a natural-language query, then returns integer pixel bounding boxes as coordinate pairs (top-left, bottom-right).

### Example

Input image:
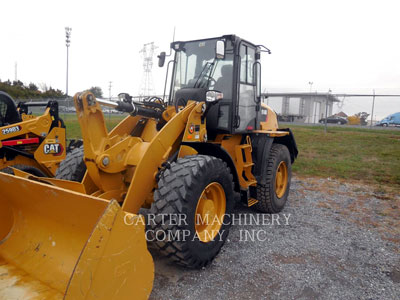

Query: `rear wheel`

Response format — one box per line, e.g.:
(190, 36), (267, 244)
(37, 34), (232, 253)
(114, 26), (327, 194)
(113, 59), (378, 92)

(149, 155), (234, 268)
(55, 146), (86, 181)
(255, 143), (292, 213)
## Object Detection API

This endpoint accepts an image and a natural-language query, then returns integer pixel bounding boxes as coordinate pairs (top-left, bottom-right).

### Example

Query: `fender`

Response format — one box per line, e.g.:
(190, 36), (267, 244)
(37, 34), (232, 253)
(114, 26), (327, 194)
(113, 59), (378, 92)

(273, 128), (298, 163)
(182, 142), (240, 194)
(251, 128), (298, 186)
(250, 134), (273, 186)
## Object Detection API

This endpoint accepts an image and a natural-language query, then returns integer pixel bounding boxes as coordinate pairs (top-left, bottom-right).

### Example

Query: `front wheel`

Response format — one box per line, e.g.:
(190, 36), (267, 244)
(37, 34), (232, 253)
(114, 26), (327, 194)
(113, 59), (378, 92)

(55, 146), (86, 181)
(255, 143), (292, 213)
(148, 155), (234, 268)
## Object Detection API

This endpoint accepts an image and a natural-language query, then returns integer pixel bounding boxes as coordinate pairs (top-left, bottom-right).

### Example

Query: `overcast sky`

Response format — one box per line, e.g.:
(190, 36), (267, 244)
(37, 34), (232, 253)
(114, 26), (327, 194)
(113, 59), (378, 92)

(1, 0), (399, 119)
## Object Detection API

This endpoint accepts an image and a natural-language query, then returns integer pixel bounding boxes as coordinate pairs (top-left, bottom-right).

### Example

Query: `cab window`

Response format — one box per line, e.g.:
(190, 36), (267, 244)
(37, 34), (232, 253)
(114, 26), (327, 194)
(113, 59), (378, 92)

(237, 44), (257, 132)
(240, 45), (255, 85)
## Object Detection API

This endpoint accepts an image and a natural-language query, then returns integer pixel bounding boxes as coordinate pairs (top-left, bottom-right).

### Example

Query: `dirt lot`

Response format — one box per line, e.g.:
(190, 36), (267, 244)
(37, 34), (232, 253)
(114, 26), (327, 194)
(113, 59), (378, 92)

(149, 177), (400, 300)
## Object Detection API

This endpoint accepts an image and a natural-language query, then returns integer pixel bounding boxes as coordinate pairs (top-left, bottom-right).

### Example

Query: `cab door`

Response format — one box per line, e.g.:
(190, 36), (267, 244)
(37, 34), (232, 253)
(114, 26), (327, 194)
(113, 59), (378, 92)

(236, 43), (257, 132)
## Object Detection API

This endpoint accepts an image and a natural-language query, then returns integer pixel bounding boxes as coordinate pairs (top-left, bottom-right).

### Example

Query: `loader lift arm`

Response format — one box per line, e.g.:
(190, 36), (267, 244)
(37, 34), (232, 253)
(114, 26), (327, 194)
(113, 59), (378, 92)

(74, 91), (204, 213)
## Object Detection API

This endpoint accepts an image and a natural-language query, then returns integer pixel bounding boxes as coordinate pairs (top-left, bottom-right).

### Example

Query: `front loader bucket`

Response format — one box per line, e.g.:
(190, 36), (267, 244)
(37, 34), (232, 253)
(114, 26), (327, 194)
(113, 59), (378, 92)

(0, 172), (154, 300)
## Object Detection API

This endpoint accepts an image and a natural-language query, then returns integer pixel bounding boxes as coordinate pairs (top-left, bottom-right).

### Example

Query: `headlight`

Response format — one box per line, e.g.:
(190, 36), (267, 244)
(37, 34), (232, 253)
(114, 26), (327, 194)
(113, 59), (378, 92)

(206, 91), (224, 103)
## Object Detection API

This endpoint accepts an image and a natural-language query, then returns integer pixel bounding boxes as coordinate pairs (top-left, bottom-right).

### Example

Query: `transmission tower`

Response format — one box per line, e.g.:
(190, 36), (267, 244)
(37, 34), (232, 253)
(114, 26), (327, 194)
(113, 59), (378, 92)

(139, 42), (158, 97)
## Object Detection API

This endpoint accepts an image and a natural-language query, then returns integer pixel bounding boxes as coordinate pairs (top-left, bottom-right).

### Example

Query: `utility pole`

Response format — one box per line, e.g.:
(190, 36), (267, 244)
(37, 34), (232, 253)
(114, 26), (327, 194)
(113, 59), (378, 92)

(308, 82), (313, 122)
(14, 62), (17, 82)
(65, 27), (72, 97)
(370, 89), (375, 128)
(108, 81), (112, 100)
(324, 89), (331, 134)
(108, 81), (113, 120)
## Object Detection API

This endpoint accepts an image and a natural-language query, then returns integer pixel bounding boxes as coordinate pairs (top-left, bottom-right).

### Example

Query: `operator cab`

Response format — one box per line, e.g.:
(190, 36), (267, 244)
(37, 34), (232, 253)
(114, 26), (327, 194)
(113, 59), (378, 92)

(161, 35), (269, 136)
(0, 92), (21, 126)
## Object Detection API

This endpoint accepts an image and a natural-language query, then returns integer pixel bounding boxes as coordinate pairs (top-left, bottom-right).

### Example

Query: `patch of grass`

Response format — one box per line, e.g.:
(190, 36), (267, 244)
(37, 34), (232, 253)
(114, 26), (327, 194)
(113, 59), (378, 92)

(290, 125), (400, 189)
(62, 113), (127, 139)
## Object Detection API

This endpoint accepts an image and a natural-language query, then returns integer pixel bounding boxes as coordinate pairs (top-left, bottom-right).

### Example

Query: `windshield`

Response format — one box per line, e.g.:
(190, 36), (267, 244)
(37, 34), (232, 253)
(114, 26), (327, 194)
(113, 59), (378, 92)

(171, 39), (234, 100)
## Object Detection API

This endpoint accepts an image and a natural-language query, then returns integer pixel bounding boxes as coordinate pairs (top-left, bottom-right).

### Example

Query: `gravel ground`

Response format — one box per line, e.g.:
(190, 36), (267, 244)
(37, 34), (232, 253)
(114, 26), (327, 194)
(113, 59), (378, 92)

(148, 177), (400, 300)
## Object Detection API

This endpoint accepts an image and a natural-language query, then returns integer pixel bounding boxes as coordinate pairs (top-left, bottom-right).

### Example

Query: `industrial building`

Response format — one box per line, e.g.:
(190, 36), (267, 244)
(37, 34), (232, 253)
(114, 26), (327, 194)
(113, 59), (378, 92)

(262, 92), (340, 123)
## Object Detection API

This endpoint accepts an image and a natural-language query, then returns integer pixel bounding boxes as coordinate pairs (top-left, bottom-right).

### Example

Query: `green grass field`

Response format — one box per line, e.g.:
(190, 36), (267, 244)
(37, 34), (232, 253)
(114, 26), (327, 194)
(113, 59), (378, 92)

(62, 113), (400, 190)
(290, 125), (400, 189)
(63, 113), (127, 139)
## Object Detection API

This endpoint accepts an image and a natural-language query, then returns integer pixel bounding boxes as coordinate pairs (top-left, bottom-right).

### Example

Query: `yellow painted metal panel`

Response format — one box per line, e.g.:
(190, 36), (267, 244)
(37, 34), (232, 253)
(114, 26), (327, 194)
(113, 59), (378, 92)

(0, 172), (154, 299)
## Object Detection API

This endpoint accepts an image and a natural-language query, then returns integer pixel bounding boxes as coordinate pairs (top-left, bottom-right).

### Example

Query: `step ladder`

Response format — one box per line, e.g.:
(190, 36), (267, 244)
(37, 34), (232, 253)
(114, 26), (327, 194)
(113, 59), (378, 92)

(235, 136), (257, 189)
(247, 198), (259, 207)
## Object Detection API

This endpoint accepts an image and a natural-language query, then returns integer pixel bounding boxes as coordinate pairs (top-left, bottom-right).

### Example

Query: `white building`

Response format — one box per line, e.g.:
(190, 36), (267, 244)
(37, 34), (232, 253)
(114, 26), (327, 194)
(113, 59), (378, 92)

(262, 93), (340, 123)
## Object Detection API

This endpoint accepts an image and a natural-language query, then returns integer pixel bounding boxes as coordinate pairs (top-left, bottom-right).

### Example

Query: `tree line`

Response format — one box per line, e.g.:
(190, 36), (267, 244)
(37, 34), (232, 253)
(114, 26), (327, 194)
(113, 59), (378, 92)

(0, 79), (104, 100)
(0, 79), (65, 99)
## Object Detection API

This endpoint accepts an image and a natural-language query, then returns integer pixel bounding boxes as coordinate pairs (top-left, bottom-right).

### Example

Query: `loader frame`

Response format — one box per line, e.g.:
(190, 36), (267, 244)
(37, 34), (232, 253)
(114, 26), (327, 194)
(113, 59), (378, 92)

(0, 34), (299, 300)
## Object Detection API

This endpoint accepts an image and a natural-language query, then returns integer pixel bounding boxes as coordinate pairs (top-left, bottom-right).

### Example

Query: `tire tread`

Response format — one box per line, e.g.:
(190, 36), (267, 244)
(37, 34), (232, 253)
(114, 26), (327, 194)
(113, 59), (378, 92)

(55, 146), (86, 181)
(255, 143), (291, 213)
(149, 155), (233, 268)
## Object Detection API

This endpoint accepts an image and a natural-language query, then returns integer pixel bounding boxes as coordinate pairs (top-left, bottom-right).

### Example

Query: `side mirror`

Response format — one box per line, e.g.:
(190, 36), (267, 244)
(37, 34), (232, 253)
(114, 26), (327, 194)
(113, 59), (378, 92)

(158, 52), (166, 67)
(255, 62), (261, 98)
(216, 40), (225, 59)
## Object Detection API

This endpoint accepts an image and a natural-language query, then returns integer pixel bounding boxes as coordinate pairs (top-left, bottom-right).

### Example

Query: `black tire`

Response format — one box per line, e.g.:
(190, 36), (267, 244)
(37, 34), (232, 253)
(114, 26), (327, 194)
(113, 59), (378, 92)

(148, 155), (234, 268)
(337, 121), (342, 125)
(255, 143), (292, 213)
(55, 146), (86, 182)
(0, 164), (47, 177)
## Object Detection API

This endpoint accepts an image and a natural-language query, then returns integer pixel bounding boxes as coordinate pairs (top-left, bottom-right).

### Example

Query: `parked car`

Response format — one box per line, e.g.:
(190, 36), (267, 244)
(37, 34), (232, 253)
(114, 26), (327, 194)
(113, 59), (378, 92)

(376, 112), (400, 127)
(319, 116), (348, 125)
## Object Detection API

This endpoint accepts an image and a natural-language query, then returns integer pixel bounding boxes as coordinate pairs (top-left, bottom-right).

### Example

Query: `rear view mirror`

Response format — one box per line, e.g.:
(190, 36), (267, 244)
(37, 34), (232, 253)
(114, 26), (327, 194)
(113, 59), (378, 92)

(158, 52), (166, 67)
(254, 62), (261, 98)
(216, 41), (225, 59)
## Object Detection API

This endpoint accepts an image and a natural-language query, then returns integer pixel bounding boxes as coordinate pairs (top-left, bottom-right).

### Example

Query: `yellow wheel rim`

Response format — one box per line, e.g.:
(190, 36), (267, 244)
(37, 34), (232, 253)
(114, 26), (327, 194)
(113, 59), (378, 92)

(195, 182), (226, 243)
(275, 161), (288, 198)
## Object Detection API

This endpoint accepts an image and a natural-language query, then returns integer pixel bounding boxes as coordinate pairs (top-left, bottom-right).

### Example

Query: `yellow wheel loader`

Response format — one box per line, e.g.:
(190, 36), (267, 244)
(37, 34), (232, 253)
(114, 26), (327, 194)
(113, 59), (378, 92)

(0, 91), (69, 177)
(0, 35), (298, 299)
